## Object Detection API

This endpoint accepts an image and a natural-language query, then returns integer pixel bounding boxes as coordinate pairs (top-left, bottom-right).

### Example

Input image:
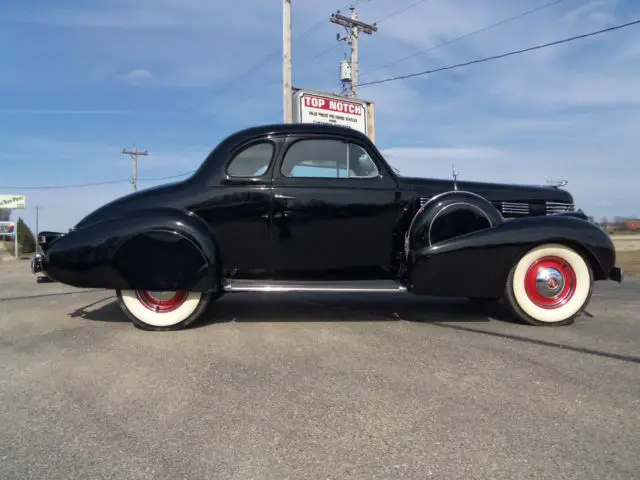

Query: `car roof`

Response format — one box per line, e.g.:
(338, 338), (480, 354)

(193, 123), (382, 179)
(229, 123), (372, 142)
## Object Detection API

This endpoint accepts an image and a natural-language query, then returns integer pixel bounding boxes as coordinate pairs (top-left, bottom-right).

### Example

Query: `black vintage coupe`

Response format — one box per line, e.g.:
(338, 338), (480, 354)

(32, 123), (623, 330)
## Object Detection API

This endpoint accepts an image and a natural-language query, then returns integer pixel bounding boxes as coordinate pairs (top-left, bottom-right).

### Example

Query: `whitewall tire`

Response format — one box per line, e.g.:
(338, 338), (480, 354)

(116, 289), (212, 331)
(504, 243), (593, 326)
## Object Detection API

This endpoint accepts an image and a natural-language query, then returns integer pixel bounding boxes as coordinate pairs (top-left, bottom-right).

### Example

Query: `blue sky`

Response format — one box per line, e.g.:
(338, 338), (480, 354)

(1, 0), (639, 232)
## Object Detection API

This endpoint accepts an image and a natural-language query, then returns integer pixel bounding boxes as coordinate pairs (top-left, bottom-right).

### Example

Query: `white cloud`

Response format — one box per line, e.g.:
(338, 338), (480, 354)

(125, 68), (152, 80)
(383, 146), (507, 162)
(7, 0), (278, 30)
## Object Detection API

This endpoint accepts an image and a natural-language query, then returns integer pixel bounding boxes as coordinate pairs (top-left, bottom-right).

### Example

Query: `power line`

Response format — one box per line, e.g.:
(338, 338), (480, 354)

(375, 0), (434, 23)
(37, 17), (630, 191)
(0, 171), (195, 190)
(360, 0), (566, 79)
(4, 4), (370, 193)
(296, 0), (428, 95)
(141, 1), (370, 148)
(139, 171), (194, 182)
(297, 0), (370, 40)
(359, 18), (640, 87)
(330, 8), (378, 96)
(10, 20), (638, 192)
(0, 179), (130, 190)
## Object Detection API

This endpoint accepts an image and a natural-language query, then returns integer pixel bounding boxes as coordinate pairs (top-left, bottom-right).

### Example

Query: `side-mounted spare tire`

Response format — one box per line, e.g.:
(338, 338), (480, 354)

(504, 243), (594, 326)
(405, 191), (504, 253)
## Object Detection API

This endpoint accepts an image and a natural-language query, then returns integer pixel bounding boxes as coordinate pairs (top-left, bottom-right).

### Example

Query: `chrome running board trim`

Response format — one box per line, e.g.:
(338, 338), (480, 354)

(223, 279), (407, 293)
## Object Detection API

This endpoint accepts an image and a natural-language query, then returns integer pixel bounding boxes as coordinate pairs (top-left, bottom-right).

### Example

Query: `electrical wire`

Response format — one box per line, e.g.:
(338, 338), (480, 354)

(8, 19), (636, 191)
(232, 42), (345, 108)
(141, 0), (372, 149)
(359, 18), (640, 87)
(0, 2), (369, 192)
(375, 0), (434, 23)
(0, 171), (197, 190)
(0, 179), (131, 190)
(360, 0), (566, 79)
(138, 171), (195, 182)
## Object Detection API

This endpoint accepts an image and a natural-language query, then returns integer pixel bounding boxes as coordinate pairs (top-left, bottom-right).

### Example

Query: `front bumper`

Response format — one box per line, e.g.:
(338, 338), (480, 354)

(30, 253), (46, 276)
(610, 266), (625, 283)
(31, 254), (42, 274)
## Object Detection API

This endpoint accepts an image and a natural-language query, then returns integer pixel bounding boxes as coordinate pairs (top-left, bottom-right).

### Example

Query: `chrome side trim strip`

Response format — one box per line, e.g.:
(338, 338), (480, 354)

(223, 283), (408, 293)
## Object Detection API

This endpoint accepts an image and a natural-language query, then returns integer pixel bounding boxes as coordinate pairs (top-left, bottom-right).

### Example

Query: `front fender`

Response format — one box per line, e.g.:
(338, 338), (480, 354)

(407, 214), (616, 297)
(406, 190), (504, 253)
(44, 208), (222, 292)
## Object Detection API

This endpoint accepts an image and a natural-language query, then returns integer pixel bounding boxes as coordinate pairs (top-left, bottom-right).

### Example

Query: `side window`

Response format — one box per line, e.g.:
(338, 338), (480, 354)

(348, 143), (379, 178)
(281, 139), (379, 179)
(226, 142), (274, 177)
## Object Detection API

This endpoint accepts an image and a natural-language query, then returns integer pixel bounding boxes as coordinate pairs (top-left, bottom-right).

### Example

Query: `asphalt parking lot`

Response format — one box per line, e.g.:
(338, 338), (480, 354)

(1, 260), (639, 480)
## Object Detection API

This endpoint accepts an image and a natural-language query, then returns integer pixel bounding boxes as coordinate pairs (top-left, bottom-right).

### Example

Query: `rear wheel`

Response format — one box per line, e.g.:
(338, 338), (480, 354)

(504, 243), (593, 326)
(116, 289), (213, 331)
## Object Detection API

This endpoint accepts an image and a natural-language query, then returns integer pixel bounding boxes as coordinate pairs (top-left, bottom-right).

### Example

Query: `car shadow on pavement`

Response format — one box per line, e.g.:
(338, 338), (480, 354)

(68, 294), (640, 364)
(70, 292), (516, 326)
(68, 295), (129, 323)
(429, 322), (640, 365)
(0, 289), (104, 302)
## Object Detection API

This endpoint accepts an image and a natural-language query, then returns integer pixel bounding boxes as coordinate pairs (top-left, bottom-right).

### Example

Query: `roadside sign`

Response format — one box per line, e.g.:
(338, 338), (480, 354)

(0, 221), (15, 235)
(0, 194), (27, 209)
(292, 88), (373, 140)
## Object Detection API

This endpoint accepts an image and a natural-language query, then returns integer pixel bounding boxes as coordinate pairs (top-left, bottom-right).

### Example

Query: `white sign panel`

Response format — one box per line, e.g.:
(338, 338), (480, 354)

(0, 221), (15, 235)
(293, 90), (368, 136)
(0, 194), (27, 209)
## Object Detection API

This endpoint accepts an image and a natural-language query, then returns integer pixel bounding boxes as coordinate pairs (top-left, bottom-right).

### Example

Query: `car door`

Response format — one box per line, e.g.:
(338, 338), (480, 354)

(269, 134), (403, 280)
(190, 138), (277, 280)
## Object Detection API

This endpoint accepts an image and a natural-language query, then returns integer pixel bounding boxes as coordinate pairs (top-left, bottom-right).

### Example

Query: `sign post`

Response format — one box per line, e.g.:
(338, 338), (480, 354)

(292, 87), (375, 142)
(0, 194), (27, 258)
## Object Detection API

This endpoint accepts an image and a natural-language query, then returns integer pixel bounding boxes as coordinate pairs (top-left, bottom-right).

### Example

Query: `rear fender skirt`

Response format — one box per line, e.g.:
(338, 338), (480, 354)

(43, 208), (222, 292)
(405, 190), (504, 255)
(406, 214), (616, 297)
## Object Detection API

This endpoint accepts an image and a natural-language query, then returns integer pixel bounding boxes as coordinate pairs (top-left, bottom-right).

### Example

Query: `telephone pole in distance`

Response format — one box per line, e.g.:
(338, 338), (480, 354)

(34, 205), (42, 236)
(331, 8), (378, 97)
(121, 144), (148, 192)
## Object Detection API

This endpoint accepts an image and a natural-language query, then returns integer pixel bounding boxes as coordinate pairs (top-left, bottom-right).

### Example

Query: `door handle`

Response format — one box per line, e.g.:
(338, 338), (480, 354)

(274, 194), (296, 200)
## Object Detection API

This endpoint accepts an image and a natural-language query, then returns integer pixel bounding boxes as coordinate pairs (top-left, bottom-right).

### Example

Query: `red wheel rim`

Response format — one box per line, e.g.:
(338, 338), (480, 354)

(524, 256), (576, 309)
(135, 291), (188, 313)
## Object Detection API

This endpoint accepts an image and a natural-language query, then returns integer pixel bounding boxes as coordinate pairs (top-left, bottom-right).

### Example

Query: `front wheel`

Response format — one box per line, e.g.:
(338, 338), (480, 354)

(504, 243), (593, 326)
(116, 289), (213, 331)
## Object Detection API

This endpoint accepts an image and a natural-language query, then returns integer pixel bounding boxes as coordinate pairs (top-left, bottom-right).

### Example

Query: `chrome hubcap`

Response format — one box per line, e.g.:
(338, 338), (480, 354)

(135, 290), (188, 313)
(145, 291), (177, 302)
(535, 267), (565, 298)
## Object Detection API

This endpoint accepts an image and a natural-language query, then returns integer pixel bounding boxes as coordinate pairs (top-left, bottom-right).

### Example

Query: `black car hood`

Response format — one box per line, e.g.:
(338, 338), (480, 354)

(398, 176), (574, 204)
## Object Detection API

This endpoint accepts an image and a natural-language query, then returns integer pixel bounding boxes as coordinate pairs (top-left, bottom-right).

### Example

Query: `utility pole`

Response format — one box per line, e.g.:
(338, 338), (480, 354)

(331, 7), (378, 97)
(34, 205), (41, 235)
(121, 144), (148, 192)
(283, 0), (293, 123)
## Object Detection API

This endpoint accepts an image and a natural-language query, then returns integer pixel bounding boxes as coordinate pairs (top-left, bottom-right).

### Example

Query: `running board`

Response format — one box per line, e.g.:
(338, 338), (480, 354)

(222, 279), (407, 293)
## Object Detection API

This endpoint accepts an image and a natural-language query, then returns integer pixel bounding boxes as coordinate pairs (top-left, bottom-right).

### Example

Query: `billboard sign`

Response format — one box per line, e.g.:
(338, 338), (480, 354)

(0, 221), (15, 235)
(293, 88), (370, 137)
(0, 194), (26, 209)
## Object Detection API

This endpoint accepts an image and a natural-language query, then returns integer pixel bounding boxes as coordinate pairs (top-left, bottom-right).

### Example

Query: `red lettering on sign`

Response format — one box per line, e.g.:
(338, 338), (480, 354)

(302, 94), (364, 116)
